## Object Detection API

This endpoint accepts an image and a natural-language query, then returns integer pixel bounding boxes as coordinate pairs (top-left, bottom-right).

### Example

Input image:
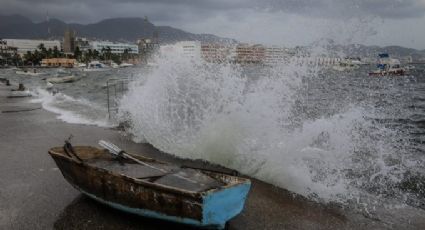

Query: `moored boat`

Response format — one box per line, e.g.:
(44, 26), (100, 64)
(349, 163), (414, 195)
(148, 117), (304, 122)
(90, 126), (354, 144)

(332, 58), (362, 72)
(46, 75), (80, 84)
(369, 53), (406, 76)
(82, 61), (109, 72)
(119, 62), (134, 68)
(48, 142), (251, 229)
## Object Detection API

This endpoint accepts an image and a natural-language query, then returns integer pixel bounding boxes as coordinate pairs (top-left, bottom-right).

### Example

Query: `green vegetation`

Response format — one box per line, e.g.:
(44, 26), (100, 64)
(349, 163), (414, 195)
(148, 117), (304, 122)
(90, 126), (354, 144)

(78, 46), (137, 65)
(19, 43), (139, 66)
(22, 44), (65, 65)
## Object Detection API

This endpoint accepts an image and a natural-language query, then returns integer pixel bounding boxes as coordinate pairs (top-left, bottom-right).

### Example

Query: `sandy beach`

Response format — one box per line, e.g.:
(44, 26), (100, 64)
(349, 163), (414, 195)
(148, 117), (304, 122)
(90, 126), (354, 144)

(1, 81), (424, 230)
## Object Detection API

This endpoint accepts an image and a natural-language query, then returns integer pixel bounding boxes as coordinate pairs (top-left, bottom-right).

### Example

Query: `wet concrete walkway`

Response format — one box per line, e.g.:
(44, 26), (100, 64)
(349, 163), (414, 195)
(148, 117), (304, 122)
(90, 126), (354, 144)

(0, 82), (424, 230)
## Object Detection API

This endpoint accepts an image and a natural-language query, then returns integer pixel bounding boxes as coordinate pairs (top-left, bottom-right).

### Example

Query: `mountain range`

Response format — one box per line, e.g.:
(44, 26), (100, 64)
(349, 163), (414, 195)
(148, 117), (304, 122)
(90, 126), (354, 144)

(310, 38), (425, 59)
(0, 14), (236, 44)
(1, 14), (424, 60)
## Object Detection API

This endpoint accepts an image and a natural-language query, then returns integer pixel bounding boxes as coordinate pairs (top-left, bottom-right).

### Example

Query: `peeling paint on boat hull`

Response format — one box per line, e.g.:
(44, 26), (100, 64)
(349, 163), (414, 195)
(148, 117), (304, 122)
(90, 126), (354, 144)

(49, 146), (251, 229)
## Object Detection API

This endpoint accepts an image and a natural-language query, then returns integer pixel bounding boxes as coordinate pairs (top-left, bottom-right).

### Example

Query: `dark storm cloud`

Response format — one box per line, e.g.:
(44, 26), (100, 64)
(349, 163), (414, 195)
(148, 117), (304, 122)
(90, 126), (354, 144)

(263, 0), (425, 19)
(1, 0), (424, 23)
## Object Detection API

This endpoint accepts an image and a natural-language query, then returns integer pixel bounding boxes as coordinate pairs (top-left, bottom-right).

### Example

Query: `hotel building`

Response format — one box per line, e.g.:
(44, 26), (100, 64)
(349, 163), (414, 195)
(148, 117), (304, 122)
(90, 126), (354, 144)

(235, 44), (265, 64)
(3, 39), (61, 55)
(201, 44), (234, 63)
(89, 41), (138, 54)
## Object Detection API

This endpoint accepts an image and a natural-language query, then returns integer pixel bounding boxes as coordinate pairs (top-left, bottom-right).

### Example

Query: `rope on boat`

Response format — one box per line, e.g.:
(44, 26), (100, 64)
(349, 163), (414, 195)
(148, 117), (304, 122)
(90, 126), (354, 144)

(64, 135), (83, 162)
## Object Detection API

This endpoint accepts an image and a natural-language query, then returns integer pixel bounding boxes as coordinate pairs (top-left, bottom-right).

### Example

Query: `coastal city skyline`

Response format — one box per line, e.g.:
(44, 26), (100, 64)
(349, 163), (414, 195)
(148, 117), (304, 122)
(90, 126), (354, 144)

(0, 0), (425, 49)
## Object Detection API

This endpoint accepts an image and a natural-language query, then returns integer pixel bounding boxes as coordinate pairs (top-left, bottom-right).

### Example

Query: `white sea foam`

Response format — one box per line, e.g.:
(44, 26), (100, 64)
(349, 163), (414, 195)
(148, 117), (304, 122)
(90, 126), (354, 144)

(31, 88), (113, 127)
(116, 44), (425, 211)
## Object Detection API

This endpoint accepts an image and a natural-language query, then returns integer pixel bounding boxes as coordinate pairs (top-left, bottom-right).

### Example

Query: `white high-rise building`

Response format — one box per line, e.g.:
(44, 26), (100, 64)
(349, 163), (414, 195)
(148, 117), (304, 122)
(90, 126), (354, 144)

(3, 39), (61, 55)
(89, 41), (138, 54)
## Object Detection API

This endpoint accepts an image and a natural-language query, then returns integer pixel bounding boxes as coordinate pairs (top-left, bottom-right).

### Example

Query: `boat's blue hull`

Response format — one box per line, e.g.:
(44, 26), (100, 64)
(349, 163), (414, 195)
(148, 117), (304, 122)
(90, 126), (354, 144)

(79, 182), (251, 229)
(49, 146), (252, 229)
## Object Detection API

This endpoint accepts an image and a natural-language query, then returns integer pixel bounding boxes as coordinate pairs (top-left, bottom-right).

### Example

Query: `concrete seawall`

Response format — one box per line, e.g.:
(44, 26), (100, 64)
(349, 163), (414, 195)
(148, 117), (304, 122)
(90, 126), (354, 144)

(0, 81), (424, 230)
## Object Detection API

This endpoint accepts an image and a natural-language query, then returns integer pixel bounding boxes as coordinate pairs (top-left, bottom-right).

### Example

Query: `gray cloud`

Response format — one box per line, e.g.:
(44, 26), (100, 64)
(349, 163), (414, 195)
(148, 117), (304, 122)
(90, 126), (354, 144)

(0, 0), (424, 49)
(2, 0), (424, 23)
(264, 0), (425, 19)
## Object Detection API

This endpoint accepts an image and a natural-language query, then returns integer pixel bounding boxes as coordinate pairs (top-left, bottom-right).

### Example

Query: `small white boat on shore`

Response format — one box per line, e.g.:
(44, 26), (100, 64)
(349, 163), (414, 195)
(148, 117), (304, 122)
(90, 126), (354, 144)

(46, 75), (80, 84)
(76, 63), (87, 68)
(110, 62), (133, 68)
(111, 62), (119, 69)
(119, 63), (134, 68)
(82, 61), (109, 72)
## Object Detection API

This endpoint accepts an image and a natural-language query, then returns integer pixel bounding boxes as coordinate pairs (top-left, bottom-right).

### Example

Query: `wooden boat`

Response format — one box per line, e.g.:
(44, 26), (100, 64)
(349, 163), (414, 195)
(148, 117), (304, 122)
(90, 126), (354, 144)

(369, 53), (406, 76)
(48, 144), (251, 229)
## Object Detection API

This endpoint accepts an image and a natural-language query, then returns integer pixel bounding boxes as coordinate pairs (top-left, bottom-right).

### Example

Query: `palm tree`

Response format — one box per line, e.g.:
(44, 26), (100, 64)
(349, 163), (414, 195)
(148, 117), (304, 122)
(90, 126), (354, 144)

(47, 48), (53, 58)
(74, 46), (82, 61)
(93, 49), (100, 60)
(82, 49), (92, 65)
(123, 48), (129, 60)
(38, 43), (48, 58)
(33, 50), (41, 65)
(87, 49), (93, 60)
(53, 46), (60, 58)
(24, 51), (32, 64)
(101, 47), (106, 61)
(103, 46), (112, 60)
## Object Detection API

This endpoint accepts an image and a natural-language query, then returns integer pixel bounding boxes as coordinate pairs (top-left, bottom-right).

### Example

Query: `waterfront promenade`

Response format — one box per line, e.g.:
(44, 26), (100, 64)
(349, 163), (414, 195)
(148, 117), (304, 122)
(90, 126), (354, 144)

(0, 81), (424, 230)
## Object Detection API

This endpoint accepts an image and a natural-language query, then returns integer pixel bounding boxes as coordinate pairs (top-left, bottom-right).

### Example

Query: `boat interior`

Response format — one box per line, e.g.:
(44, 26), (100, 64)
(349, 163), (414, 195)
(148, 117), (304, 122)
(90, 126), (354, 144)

(49, 146), (246, 193)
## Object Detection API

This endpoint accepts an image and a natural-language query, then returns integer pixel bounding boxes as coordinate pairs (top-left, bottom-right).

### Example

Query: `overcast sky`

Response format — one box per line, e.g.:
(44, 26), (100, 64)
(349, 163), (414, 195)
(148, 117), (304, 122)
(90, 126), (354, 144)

(1, 0), (425, 49)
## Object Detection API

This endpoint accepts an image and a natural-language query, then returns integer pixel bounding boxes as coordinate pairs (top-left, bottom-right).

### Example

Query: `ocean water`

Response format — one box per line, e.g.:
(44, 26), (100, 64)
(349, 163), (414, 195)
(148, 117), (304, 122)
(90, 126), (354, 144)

(1, 53), (424, 215)
(1, 67), (143, 126)
(117, 52), (425, 213)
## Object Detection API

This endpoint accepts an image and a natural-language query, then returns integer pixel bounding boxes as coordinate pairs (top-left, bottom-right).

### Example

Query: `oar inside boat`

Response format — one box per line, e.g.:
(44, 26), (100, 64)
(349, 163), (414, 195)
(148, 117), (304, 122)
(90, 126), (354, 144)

(98, 140), (167, 173)
(98, 140), (224, 188)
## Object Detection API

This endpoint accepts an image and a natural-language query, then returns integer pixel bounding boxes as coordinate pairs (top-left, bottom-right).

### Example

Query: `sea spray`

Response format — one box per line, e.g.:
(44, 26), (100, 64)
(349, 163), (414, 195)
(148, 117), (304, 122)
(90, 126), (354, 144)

(32, 88), (113, 127)
(118, 44), (423, 211)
